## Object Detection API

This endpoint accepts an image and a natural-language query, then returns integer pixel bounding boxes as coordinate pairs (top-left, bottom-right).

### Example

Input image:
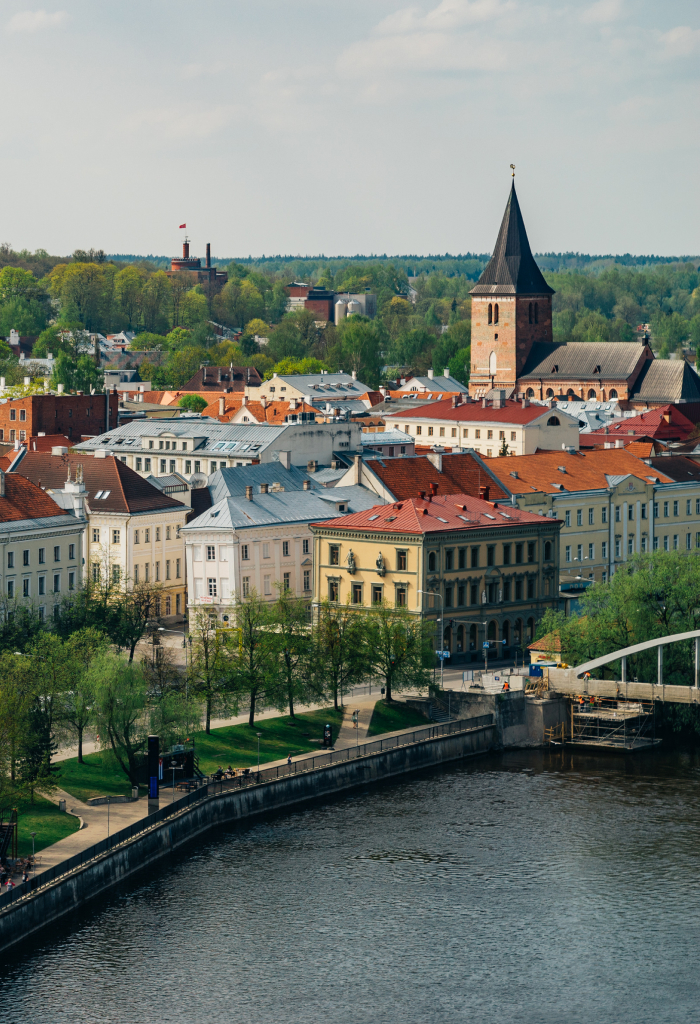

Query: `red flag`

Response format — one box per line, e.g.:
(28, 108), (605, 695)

(179, 223), (186, 229)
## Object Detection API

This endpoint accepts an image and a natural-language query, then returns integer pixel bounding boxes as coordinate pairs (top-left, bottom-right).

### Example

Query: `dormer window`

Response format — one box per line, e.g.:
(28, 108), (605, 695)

(551, 365), (558, 373)
(594, 365), (601, 374)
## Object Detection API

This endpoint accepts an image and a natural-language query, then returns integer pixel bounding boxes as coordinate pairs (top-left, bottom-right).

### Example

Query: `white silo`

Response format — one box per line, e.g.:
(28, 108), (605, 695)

(334, 299), (348, 326)
(347, 298), (362, 317)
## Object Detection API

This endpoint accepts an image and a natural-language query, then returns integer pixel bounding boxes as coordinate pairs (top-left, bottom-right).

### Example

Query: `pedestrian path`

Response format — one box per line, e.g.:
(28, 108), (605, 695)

(335, 696), (376, 746)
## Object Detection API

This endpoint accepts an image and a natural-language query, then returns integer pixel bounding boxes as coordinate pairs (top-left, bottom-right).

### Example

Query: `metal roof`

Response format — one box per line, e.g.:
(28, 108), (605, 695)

(629, 359), (700, 403)
(471, 183), (554, 296)
(273, 373), (372, 394)
(183, 487), (379, 533)
(74, 420), (291, 454)
(519, 341), (647, 381)
(401, 375), (469, 392)
(361, 430), (413, 446)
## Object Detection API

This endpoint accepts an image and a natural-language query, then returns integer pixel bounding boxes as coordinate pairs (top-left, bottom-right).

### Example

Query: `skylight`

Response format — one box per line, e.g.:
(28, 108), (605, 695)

(482, 513), (496, 519)
(435, 516), (448, 523)
(456, 515), (471, 522)
(93, 490), (111, 500)
(499, 512), (511, 518)
(368, 514), (380, 521)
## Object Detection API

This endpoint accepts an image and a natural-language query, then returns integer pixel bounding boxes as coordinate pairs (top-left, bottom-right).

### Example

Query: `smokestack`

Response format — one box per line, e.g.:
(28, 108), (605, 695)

(218, 397), (225, 417)
(303, 479), (311, 490)
(183, 240), (190, 259)
(206, 243), (211, 269)
(260, 482), (269, 494)
(245, 485), (253, 501)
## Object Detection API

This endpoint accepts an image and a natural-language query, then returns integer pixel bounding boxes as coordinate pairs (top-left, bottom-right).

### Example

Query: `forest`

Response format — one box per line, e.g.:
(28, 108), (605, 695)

(0, 243), (697, 393)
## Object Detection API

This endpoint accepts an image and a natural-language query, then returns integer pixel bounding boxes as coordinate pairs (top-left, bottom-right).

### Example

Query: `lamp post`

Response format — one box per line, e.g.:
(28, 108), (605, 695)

(256, 733), (262, 772)
(30, 832), (36, 875)
(169, 759), (184, 802)
(417, 590), (445, 691)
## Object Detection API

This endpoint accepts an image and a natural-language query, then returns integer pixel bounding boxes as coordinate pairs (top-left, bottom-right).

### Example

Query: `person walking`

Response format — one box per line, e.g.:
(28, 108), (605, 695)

(287, 754), (292, 766)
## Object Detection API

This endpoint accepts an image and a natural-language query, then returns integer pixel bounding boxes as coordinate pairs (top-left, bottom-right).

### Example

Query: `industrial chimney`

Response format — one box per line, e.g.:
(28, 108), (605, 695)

(206, 243), (211, 269)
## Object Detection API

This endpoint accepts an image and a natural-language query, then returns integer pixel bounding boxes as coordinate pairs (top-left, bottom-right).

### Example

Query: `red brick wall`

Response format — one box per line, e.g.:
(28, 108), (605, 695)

(304, 297), (333, 320)
(0, 393), (118, 443)
(469, 295), (552, 397)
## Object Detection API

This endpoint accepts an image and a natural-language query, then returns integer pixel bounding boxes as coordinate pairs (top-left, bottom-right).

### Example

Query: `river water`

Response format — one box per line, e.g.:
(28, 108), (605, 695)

(1, 747), (699, 1024)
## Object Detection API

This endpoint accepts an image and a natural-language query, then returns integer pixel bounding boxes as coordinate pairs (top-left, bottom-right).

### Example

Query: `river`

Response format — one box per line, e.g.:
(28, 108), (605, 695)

(1, 746), (699, 1024)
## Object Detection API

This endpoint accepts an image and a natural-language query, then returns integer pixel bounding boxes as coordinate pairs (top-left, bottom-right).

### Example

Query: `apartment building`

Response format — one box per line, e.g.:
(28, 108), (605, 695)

(183, 480), (379, 622)
(0, 391), (118, 443)
(9, 449), (187, 620)
(310, 489), (561, 661)
(385, 393), (579, 455)
(0, 468), (87, 622)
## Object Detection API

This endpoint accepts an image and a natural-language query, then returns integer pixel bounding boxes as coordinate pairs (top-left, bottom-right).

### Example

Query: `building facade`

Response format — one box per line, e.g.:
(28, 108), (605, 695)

(0, 391), (118, 443)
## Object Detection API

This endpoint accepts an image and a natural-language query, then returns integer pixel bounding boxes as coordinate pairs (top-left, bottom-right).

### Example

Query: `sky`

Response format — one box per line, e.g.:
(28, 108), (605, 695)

(1, 0), (699, 259)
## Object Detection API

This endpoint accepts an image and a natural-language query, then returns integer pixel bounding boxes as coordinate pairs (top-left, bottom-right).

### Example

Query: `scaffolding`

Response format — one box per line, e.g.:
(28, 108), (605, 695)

(569, 696), (659, 751)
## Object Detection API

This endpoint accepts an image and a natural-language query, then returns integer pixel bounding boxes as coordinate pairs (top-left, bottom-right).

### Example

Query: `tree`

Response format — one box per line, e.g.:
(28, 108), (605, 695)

(115, 265), (145, 329)
(331, 316), (384, 388)
(130, 332), (167, 350)
(367, 604), (431, 702)
(56, 627), (108, 763)
(269, 588), (313, 718)
(312, 602), (369, 709)
(181, 290), (209, 328)
(228, 593), (276, 727)
(178, 393), (208, 413)
(140, 271), (172, 333)
(17, 698), (59, 803)
(188, 610), (238, 733)
(110, 581), (165, 663)
(263, 356), (329, 380)
(51, 351), (104, 393)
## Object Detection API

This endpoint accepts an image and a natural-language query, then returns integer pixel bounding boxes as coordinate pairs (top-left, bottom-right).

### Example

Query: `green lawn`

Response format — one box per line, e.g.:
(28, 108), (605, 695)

(367, 700), (430, 736)
(58, 707), (346, 803)
(0, 795), (81, 857)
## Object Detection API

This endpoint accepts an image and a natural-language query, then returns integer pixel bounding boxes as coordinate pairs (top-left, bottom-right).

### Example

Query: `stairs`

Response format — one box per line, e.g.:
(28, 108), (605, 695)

(429, 699), (453, 723)
(192, 756), (205, 781)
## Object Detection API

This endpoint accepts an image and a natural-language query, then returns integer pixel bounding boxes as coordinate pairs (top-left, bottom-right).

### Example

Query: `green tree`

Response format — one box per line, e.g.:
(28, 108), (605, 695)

(331, 316), (384, 388)
(188, 611), (238, 733)
(181, 290), (209, 328)
(56, 627), (108, 763)
(229, 593), (276, 727)
(263, 356), (330, 380)
(115, 265), (145, 330)
(269, 588), (313, 718)
(312, 602), (369, 709)
(140, 270), (172, 333)
(367, 604), (431, 702)
(17, 698), (59, 803)
(130, 332), (167, 350)
(178, 393), (208, 413)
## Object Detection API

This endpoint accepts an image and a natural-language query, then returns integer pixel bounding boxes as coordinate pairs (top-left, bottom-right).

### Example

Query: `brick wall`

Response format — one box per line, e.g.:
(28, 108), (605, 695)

(469, 294), (552, 397)
(0, 393), (118, 443)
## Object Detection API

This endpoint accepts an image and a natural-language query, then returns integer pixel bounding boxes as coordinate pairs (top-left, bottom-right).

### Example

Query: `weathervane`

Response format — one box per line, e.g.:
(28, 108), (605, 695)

(510, 163), (515, 177)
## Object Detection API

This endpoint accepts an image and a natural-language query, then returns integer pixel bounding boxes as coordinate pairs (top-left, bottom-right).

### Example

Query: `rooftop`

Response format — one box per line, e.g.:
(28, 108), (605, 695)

(519, 341), (648, 381)
(470, 183), (554, 297)
(585, 405), (695, 442)
(0, 471), (69, 524)
(363, 451), (510, 501)
(386, 396), (556, 424)
(184, 486), (380, 533)
(629, 359), (700, 404)
(486, 448), (674, 495)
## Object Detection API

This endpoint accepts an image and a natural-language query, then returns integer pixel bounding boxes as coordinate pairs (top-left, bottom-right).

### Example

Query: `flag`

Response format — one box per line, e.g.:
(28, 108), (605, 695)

(179, 223), (186, 229)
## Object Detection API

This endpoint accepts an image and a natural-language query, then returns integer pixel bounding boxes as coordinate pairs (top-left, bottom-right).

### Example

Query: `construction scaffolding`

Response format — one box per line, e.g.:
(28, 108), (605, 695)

(569, 696), (659, 751)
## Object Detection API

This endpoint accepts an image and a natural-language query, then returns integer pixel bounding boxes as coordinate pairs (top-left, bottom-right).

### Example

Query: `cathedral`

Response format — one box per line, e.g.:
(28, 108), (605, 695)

(468, 184), (700, 409)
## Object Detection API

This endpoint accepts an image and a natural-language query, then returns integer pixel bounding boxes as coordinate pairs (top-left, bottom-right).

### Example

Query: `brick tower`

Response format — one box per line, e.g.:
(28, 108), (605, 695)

(469, 183), (554, 398)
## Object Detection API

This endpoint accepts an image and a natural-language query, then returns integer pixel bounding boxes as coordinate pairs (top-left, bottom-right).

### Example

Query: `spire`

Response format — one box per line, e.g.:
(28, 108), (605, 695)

(471, 183), (554, 296)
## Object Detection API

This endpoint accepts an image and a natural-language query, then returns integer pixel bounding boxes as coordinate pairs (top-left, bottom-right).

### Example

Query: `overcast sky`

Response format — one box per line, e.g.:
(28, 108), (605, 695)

(2, 0), (699, 258)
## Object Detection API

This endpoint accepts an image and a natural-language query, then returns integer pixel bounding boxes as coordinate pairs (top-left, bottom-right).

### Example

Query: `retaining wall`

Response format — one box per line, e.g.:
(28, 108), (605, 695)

(0, 720), (494, 954)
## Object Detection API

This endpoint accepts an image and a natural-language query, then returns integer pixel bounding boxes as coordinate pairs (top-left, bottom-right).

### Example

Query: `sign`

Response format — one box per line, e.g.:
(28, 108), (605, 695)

(435, 650), (450, 659)
(483, 641), (490, 649)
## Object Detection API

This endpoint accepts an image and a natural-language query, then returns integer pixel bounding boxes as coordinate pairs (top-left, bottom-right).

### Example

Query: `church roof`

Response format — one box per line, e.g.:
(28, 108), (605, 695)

(518, 341), (648, 382)
(471, 183), (554, 296)
(629, 359), (700, 404)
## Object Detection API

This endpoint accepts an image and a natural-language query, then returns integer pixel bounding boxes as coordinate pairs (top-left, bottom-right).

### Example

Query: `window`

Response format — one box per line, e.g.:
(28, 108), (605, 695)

(263, 575), (271, 596)
(487, 430), (493, 440)
(628, 538), (633, 555)
(470, 583), (478, 604)
(673, 535), (679, 550)
(687, 533), (692, 551)
(396, 587), (407, 607)
(9, 430), (14, 442)
(488, 303), (493, 324)
(565, 511), (571, 527)
(575, 509), (582, 527)
(475, 429), (481, 439)
(155, 561), (160, 581)
(242, 576), (250, 597)
(451, 429), (457, 438)
(602, 541), (608, 559)
(615, 539), (621, 557)
(663, 501), (669, 517)
(416, 426), (422, 435)
(544, 541), (552, 560)
(458, 548), (466, 570)
(627, 504), (634, 522)
(144, 563), (149, 582)
(445, 586), (453, 608)
(697, 499), (700, 515)
(397, 549), (407, 571)
(602, 507), (608, 524)
(111, 566), (120, 585)
(136, 457), (142, 471)
(282, 540), (290, 557)
(641, 503), (647, 520)
(160, 460), (166, 473)
(641, 537), (647, 553)
(208, 578), (217, 597)
(6, 552), (12, 569)
(503, 544), (511, 565)
(38, 577), (45, 595)
(282, 572), (290, 591)
(428, 551), (437, 572)
(653, 502), (659, 518)
(502, 581), (510, 602)
(457, 584), (465, 606)
(9, 409), (15, 421)
(529, 301), (533, 324)
(302, 539), (310, 555)
(68, 544), (75, 560)
(663, 536), (669, 552)
(527, 542), (535, 563)
(54, 546), (60, 562)
(494, 303), (499, 324)
(587, 508), (594, 526)
(329, 545), (339, 566)
(615, 506), (621, 523)
(194, 461), (200, 474)
(19, 409), (26, 422)
(445, 549), (453, 571)
(134, 529), (140, 545)
(241, 545), (249, 561)
(91, 563), (100, 583)
(145, 529), (150, 543)
(515, 543), (523, 564)
(23, 579), (30, 598)
(565, 545), (571, 562)
(588, 543), (594, 560)
(69, 571), (76, 591)
(134, 566), (139, 583)
(166, 560), (171, 580)
(303, 570), (311, 591)
(673, 500), (679, 517)
(499, 430), (505, 441)
(53, 574), (60, 593)
(328, 579), (339, 602)
(112, 530), (120, 545)
(527, 578), (535, 599)
(471, 547), (479, 568)
(148, 440), (154, 449)
(653, 536), (659, 551)
(463, 429), (468, 438)
(156, 527), (161, 542)
(206, 545), (216, 561)
(184, 460), (192, 475)
(6, 580), (13, 598)
(515, 580), (523, 600)
(427, 427), (434, 437)
(176, 558), (181, 578)
(23, 550), (29, 567)
(687, 500), (692, 516)
(577, 544), (582, 561)
(170, 460), (176, 473)
(372, 585), (383, 605)
(487, 546), (495, 566)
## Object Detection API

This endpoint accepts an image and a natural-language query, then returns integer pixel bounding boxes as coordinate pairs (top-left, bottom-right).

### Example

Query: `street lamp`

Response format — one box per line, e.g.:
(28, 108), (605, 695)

(256, 732), (262, 772)
(417, 590), (445, 691)
(169, 759), (184, 802)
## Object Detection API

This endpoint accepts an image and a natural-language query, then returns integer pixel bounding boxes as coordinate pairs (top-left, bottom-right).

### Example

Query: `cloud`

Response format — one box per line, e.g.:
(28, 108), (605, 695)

(7, 9), (67, 33)
(120, 103), (239, 143)
(374, 0), (515, 35)
(659, 25), (700, 58)
(580, 0), (623, 25)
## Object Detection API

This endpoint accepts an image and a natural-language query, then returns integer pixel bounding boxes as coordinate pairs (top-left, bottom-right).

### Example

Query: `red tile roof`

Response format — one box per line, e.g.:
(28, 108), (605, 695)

(0, 473), (68, 523)
(366, 452), (510, 501)
(386, 397), (549, 424)
(585, 405), (695, 441)
(11, 452), (185, 515)
(313, 492), (556, 535)
(202, 397), (318, 424)
(486, 447), (674, 494)
(27, 435), (74, 452)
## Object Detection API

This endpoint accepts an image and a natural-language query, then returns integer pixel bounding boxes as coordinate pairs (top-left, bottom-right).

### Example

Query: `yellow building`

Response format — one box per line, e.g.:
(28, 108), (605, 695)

(310, 488), (561, 663)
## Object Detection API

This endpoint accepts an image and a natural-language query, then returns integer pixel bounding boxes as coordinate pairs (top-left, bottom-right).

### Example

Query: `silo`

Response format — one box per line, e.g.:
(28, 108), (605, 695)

(347, 298), (362, 317)
(334, 299), (348, 326)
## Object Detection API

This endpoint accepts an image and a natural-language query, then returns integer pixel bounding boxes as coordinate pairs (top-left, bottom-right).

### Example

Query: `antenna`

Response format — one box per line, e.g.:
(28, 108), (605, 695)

(510, 164), (515, 177)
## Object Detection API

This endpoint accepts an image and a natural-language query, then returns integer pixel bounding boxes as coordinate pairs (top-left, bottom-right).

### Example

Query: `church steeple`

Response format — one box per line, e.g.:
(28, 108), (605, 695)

(468, 182), (554, 398)
(471, 183), (553, 296)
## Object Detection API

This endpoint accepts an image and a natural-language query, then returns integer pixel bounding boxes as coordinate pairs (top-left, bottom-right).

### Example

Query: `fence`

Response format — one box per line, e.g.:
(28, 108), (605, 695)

(0, 714), (494, 915)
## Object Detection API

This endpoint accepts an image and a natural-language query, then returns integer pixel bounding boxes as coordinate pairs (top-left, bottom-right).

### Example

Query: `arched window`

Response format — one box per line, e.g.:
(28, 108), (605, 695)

(502, 621), (510, 646)
(488, 619), (497, 642)
(587, 389), (596, 400)
(514, 619), (522, 646)
(544, 541), (552, 560)
(528, 302), (533, 324)
(489, 351), (497, 375)
(609, 389), (618, 399)
(534, 302), (539, 324)
(469, 624), (477, 650)
(488, 303), (493, 325)
(546, 388), (554, 398)
(428, 552), (437, 572)
(547, 416), (560, 426)
(567, 389), (575, 398)
(494, 303), (499, 325)
(527, 387), (535, 398)
(526, 617), (535, 641)
(457, 624), (465, 653)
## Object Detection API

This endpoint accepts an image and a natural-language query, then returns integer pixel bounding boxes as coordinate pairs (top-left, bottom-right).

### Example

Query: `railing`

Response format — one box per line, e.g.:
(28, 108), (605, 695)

(0, 714), (493, 914)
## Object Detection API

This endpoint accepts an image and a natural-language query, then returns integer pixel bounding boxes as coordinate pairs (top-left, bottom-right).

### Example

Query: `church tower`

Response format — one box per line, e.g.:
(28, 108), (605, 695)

(469, 183), (554, 398)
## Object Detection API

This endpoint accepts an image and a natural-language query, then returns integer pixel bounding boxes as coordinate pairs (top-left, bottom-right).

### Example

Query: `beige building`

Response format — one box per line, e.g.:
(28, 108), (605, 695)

(8, 449), (188, 620)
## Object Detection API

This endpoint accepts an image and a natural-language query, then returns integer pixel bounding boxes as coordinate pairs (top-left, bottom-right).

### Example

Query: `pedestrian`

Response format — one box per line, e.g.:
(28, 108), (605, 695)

(21, 870), (28, 884)
(6, 878), (14, 891)
(287, 753), (292, 766)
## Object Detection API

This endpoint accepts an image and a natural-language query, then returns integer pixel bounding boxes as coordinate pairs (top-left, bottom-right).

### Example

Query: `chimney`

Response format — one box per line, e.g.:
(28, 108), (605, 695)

(400, 378), (406, 386)
(279, 450), (291, 469)
(307, 459), (317, 473)
(51, 446), (68, 456)
(219, 397), (225, 417)
(428, 369), (434, 379)
(444, 368), (450, 378)
(353, 454), (362, 485)
(183, 240), (190, 259)
(615, 439), (624, 448)
(245, 485), (253, 500)
(430, 482), (438, 495)
(521, 397), (530, 408)
(260, 395), (267, 408)
(303, 479), (311, 490)
(426, 450), (443, 472)
(202, 367), (207, 384)
(260, 482), (269, 494)
(419, 490), (426, 500)
(493, 390), (505, 409)
(206, 243), (211, 269)
(241, 394), (247, 407)
(218, 368), (223, 383)
(0, 469), (4, 497)
(479, 485), (490, 501)
(482, 397), (487, 408)
(451, 395), (459, 409)
(351, 370), (357, 380)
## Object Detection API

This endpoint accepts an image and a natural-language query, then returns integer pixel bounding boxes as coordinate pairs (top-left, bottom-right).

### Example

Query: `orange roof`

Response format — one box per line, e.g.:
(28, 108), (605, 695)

(0, 473), (68, 523)
(387, 397), (550, 425)
(586, 405), (694, 441)
(27, 434), (73, 452)
(313, 492), (557, 535)
(366, 452), (510, 502)
(486, 447), (674, 494)
(203, 398), (318, 424)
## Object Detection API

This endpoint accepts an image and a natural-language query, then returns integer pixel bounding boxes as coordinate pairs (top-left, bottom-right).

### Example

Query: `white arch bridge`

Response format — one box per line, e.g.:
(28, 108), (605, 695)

(547, 629), (700, 704)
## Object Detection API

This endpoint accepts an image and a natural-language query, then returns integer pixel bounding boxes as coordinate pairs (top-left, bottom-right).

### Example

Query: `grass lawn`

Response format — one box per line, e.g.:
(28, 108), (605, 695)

(58, 707), (346, 803)
(1, 795), (81, 857)
(367, 700), (430, 737)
